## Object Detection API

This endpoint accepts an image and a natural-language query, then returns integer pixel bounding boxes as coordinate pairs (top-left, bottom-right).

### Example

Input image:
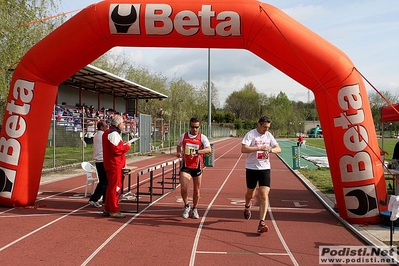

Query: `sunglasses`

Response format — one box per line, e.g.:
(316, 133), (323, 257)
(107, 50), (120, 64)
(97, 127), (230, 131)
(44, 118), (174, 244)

(190, 126), (200, 129)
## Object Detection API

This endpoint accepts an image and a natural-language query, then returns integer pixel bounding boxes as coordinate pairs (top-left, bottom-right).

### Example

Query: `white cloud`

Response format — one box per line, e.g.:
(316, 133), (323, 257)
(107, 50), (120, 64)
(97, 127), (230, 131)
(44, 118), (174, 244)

(58, 0), (399, 107)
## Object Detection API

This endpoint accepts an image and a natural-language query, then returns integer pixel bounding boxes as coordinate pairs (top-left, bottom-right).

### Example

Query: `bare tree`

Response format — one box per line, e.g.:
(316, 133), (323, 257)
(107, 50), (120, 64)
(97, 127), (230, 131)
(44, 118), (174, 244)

(198, 81), (219, 109)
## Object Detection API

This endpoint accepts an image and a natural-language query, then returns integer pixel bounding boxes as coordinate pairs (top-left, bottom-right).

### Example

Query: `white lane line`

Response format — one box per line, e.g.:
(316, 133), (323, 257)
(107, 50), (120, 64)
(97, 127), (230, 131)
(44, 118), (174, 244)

(0, 185), (86, 215)
(0, 139), (236, 257)
(196, 250), (290, 256)
(0, 182), (120, 250)
(268, 206), (299, 266)
(81, 188), (177, 266)
(0, 204), (88, 252)
(139, 205), (328, 213)
(189, 144), (243, 266)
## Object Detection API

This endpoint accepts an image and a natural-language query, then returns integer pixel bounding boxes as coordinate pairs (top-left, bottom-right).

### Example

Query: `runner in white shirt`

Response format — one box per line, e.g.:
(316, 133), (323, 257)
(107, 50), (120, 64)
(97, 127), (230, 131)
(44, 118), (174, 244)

(241, 116), (281, 234)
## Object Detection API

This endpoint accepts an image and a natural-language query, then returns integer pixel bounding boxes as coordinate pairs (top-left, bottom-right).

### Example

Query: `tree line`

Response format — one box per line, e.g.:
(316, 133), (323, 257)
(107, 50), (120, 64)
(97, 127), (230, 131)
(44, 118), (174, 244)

(92, 52), (320, 137)
(0, 0), (64, 117)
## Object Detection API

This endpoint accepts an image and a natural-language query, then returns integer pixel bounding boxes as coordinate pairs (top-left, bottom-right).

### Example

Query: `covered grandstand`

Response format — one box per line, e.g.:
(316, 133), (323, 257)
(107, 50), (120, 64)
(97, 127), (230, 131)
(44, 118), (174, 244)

(50, 64), (168, 153)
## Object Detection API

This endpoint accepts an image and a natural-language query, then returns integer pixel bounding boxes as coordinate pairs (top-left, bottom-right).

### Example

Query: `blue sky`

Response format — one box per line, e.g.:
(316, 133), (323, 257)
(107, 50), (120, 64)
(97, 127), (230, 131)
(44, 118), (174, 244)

(57, 1), (399, 107)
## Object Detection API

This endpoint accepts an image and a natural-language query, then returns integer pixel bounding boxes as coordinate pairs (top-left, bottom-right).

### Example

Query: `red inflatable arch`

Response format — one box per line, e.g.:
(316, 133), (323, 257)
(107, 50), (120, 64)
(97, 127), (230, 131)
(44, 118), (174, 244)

(0, 0), (387, 224)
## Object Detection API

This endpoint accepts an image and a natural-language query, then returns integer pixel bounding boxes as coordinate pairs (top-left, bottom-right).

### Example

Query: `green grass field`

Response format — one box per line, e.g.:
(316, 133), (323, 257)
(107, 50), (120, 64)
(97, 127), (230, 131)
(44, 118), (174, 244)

(297, 138), (398, 193)
(303, 138), (396, 157)
(44, 137), (397, 194)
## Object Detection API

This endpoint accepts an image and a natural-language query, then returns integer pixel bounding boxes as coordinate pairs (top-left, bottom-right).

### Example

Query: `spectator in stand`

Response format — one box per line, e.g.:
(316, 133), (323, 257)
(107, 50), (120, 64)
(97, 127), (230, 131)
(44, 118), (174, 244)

(89, 105), (96, 117)
(73, 116), (82, 129)
(105, 109), (112, 120)
(84, 106), (92, 118)
(98, 108), (104, 119)
(102, 115), (131, 218)
(88, 120), (109, 208)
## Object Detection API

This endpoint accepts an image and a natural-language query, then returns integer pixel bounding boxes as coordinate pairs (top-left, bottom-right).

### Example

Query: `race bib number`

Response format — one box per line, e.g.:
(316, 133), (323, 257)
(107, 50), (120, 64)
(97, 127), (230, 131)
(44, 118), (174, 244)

(185, 143), (199, 155)
(257, 151), (268, 160)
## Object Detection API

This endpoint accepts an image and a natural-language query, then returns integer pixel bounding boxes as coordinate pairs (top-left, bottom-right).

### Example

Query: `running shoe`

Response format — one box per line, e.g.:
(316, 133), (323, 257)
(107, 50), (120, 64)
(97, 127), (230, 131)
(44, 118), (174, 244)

(244, 202), (252, 220)
(191, 207), (199, 219)
(182, 204), (190, 219)
(103, 210), (110, 217)
(89, 200), (102, 208)
(257, 220), (269, 234)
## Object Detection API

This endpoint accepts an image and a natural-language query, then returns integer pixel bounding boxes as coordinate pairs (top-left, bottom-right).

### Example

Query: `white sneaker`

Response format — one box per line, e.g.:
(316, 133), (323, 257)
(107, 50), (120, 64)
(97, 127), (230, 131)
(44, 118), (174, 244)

(182, 205), (190, 219)
(89, 200), (102, 208)
(191, 207), (199, 219)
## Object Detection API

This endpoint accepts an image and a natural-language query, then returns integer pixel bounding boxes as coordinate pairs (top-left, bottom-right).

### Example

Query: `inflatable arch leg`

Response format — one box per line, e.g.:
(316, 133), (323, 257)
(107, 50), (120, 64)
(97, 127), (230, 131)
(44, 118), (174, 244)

(0, 0), (386, 224)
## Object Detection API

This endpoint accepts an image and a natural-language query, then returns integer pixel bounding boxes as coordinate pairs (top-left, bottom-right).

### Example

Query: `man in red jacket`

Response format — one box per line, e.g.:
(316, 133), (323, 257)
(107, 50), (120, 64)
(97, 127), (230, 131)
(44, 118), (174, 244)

(102, 115), (131, 218)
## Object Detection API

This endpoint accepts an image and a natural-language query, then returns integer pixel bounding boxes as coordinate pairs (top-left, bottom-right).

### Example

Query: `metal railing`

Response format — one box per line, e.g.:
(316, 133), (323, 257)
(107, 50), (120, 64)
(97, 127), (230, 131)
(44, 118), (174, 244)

(120, 158), (182, 213)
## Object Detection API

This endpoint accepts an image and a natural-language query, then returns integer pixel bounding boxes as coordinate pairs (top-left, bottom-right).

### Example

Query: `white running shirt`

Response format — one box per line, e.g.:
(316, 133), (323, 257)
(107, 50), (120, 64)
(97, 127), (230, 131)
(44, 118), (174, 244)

(242, 128), (278, 170)
(93, 130), (104, 162)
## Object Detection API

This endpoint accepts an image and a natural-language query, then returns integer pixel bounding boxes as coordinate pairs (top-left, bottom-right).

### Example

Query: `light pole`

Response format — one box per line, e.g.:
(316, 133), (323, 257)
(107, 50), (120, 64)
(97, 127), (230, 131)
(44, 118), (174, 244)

(178, 99), (183, 134)
(159, 108), (164, 149)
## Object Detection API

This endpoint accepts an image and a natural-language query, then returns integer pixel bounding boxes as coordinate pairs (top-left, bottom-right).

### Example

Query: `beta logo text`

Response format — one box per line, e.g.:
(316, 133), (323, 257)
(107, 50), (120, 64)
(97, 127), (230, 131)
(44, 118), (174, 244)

(109, 4), (241, 37)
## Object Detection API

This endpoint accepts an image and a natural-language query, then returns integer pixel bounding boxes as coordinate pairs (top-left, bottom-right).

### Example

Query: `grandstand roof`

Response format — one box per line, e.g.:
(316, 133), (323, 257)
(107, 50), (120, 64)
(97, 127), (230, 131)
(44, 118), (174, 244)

(62, 64), (168, 100)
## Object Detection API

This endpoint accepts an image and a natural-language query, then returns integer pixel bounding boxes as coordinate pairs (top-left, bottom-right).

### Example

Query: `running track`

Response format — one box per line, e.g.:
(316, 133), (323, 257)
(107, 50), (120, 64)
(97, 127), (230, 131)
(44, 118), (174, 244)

(0, 138), (387, 265)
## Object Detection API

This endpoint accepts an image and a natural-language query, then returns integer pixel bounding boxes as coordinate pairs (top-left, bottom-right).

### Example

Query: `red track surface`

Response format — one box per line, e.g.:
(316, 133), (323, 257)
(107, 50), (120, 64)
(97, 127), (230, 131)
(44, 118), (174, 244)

(0, 138), (388, 265)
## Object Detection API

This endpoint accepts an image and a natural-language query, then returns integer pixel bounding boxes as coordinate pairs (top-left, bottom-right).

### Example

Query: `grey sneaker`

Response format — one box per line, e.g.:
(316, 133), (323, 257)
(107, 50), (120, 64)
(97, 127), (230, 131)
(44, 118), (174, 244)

(89, 200), (102, 208)
(191, 207), (199, 219)
(182, 204), (190, 219)
(244, 201), (252, 220)
(109, 212), (126, 218)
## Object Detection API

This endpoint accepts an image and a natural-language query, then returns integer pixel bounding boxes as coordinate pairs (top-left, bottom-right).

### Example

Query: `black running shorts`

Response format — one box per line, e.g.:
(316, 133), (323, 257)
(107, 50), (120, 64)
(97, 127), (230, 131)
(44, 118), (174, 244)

(180, 167), (203, 178)
(245, 169), (271, 189)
